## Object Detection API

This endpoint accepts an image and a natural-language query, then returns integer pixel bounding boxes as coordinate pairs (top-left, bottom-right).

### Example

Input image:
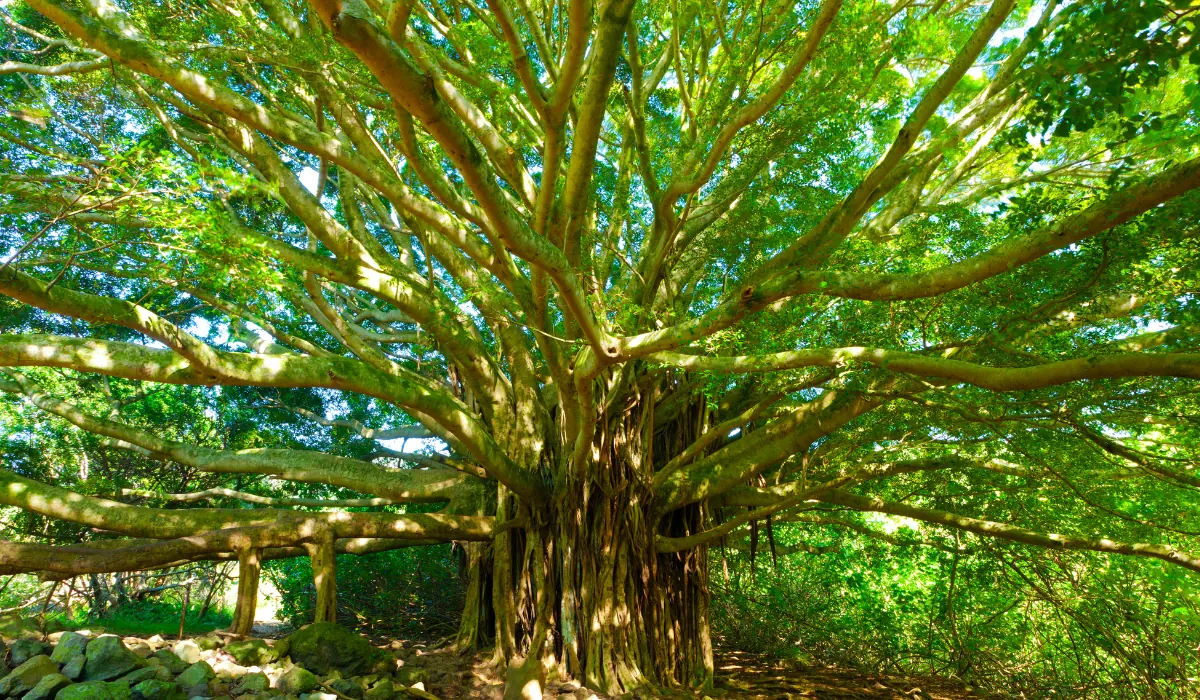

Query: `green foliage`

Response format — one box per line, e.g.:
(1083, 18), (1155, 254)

(713, 530), (1200, 698)
(266, 546), (465, 640)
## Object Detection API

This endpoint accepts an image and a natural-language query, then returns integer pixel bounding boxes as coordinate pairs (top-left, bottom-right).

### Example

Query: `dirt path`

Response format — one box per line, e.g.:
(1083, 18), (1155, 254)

(405, 646), (982, 699)
(709, 650), (982, 700)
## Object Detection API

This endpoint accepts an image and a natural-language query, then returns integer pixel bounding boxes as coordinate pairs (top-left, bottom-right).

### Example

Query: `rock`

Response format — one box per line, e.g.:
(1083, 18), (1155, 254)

(119, 668), (166, 686)
(152, 652), (187, 677)
(276, 669), (315, 696)
(208, 684), (230, 698)
(222, 643), (277, 669)
(285, 626), (389, 678)
(57, 681), (132, 700)
(192, 640), (221, 653)
(85, 637), (145, 682)
(172, 644), (201, 667)
(52, 634), (91, 666)
(235, 674), (269, 695)
(266, 642), (286, 663)
(145, 639), (165, 651)
(123, 642), (153, 661)
(0, 655), (61, 696)
(361, 679), (390, 700)
(391, 668), (427, 687)
(131, 680), (184, 700)
(325, 680), (360, 699)
(176, 663), (215, 689)
(183, 685), (209, 699)
(24, 672), (72, 700)
(298, 693), (335, 700)
(211, 661), (248, 681)
(62, 656), (87, 681)
(11, 639), (51, 667)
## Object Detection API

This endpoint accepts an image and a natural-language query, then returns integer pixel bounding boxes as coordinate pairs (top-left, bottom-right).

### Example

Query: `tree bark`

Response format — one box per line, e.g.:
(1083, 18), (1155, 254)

(304, 531), (337, 624)
(230, 548), (261, 635)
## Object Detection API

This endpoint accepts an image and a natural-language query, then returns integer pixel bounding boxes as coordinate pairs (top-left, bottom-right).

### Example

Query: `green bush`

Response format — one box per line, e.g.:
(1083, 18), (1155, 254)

(266, 544), (464, 640)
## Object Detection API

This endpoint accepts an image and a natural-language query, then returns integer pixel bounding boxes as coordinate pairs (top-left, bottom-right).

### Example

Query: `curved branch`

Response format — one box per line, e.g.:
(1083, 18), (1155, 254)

(818, 489), (1200, 574)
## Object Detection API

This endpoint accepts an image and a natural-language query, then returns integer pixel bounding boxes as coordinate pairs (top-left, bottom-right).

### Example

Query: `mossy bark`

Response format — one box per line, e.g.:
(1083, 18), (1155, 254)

(230, 547), (261, 635)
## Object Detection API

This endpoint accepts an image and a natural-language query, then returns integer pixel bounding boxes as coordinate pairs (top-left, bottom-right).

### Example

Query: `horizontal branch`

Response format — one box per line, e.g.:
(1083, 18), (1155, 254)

(0, 467), (492, 541)
(818, 489), (1200, 573)
(0, 522), (459, 576)
(647, 347), (1200, 390)
(0, 333), (545, 504)
(119, 487), (402, 508)
(8, 537), (440, 581)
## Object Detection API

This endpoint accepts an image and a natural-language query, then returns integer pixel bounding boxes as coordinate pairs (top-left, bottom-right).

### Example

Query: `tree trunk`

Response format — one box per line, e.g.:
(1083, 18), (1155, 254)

(484, 399), (716, 696)
(305, 530), (337, 624)
(230, 548), (261, 635)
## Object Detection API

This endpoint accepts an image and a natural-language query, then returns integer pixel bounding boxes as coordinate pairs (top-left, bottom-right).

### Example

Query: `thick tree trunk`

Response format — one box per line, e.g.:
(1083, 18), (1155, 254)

(481, 507), (713, 696)
(230, 548), (261, 635)
(304, 531), (337, 624)
(482, 401), (716, 697)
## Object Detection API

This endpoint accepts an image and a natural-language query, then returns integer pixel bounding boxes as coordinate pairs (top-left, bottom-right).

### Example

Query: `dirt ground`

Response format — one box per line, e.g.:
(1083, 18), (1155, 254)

(396, 644), (983, 700)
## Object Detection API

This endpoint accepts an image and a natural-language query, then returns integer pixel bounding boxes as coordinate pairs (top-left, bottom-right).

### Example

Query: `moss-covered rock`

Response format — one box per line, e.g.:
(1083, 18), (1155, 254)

(84, 637), (145, 682)
(391, 667), (427, 687)
(276, 668), (316, 695)
(285, 625), (389, 677)
(234, 673), (268, 695)
(222, 642), (278, 668)
(0, 655), (60, 696)
(51, 633), (90, 666)
(11, 639), (50, 666)
(175, 663), (215, 689)
(24, 672), (71, 700)
(62, 655), (86, 681)
(119, 666), (171, 686)
(131, 680), (185, 700)
(361, 678), (391, 700)
(57, 680), (132, 700)
(151, 651), (187, 677)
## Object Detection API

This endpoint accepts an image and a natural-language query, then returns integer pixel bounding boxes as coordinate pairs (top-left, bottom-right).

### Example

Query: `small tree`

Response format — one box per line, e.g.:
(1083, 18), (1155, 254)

(1, 0), (1199, 695)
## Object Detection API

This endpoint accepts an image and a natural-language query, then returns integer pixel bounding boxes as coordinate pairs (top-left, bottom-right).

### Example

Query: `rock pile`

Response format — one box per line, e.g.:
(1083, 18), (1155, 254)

(1, 623), (436, 700)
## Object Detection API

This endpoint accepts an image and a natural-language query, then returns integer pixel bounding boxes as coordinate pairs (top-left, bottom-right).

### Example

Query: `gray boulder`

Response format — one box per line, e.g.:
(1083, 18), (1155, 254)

(131, 680), (185, 700)
(57, 681), (132, 700)
(51, 634), (90, 666)
(276, 668), (316, 696)
(151, 652), (186, 677)
(24, 672), (71, 700)
(62, 655), (86, 681)
(0, 655), (60, 696)
(285, 625), (389, 677)
(11, 640), (50, 667)
(84, 637), (145, 682)
(175, 664), (214, 689)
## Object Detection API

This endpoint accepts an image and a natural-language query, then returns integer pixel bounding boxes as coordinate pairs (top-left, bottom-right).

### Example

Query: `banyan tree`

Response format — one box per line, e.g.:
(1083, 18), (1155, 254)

(1, 0), (1199, 696)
